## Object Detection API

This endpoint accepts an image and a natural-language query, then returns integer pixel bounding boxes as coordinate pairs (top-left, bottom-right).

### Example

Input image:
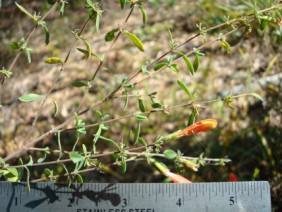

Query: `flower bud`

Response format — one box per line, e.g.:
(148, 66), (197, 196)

(180, 159), (199, 171)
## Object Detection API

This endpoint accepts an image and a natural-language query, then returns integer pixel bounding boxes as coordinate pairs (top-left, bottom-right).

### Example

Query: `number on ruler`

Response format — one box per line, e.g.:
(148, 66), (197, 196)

(176, 198), (182, 207)
(121, 198), (127, 207)
(229, 196), (235, 205)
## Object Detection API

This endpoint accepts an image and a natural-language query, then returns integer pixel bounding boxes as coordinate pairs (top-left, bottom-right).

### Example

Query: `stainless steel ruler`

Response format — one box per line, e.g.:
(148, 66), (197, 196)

(0, 181), (271, 212)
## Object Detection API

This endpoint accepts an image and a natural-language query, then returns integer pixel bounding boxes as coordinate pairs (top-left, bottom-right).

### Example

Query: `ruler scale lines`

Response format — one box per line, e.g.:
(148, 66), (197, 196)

(0, 181), (271, 212)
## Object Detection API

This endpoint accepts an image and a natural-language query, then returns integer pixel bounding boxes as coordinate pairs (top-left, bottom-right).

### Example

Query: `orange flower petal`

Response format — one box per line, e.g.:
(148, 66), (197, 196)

(179, 119), (217, 136)
(165, 171), (192, 183)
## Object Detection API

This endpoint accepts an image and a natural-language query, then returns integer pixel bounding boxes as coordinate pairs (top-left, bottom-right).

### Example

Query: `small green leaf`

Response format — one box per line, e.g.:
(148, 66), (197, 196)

(247, 93), (264, 101)
(168, 64), (179, 73)
(168, 29), (175, 48)
(177, 80), (193, 99)
(164, 149), (177, 160)
(120, 0), (127, 9)
(193, 54), (199, 72)
(60, 1), (65, 16)
(123, 90), (129, 110)
(5, 168), (19, 182)
(176, 51), (194, 75)
(19, 38), (26, 46)
(37, 154), (47, 163)
(138, 137), (147, 146)
(133, 122), (141, 144)
(101, 115), (110, 122)
(79, 37), (91, 60)
(123, 30), (144, 52)
(44, 168), (53, 176)
(26, 156), (33, 166)
(82, 144), (88, 156)
(9, 41), (21, 49)
(105, 28), (119, 42)
(135, 113), (148, 121)
(61, 164), (71, 187)
(0, 68), (12, 78)
(154, 62), (168, 71)
(52, 100), (58, 117)
(69, 152), (85, 164)
(17, 158), (24, 181)
(151, 102), (163, 109)
(139, 6), (147, 25)
(95, 12), (100, 33)
(96, 110), (102, 117)
(75, 113), (86, 136)
(77, 48), (98, 59)
(121, 157), (126, 174)
(15, 2), (36, 21)
(123, 83), (133, 89)
(260, 19), (268, 30)
(188, 109), (197, 126)
(95, 135), (120, 149)
(18, 93), (43, 102)
(75, 173), (84, 183)
(40, 21), (50, 45)
(45, 57), (62, 64)
(24, 47), (32, 63)
(71, 80), (89, 87)
(138, 98), (146, 112)
(221, 39), (231, 56)
(141, 64), (150, 74)
(196, 51), (205, 57)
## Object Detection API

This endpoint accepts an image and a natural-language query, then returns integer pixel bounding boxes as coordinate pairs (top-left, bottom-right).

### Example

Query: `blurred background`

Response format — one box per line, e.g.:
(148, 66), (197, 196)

(0, 0), (281, 210)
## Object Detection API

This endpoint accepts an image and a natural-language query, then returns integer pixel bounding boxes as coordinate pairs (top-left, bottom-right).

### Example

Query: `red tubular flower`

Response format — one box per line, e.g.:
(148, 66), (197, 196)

(162, 119), (218, 142)
(228, 173), (238, 182)
(150, 158), (192, 183)
(179, 119), (218, 137)
(165, 171), (192, 183)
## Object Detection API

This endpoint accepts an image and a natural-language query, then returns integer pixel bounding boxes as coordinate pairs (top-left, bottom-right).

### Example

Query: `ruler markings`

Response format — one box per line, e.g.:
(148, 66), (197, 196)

(260, 181), (263, 199)
(234, 182), (237, 204)
(182, 186), (184, 206)
(141, 183), (144, 198)
(247, 182), (250, 196)
(155, 186), (157, 202)
(208, 183), (211, 201)
(188, 183), (191, 196)
(221, 182), (224, 197)
(195, 183), (198, 197)
(128, 184), (131, 207)
(169, 184), (171, 198)
(0, 182), (271, 211)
